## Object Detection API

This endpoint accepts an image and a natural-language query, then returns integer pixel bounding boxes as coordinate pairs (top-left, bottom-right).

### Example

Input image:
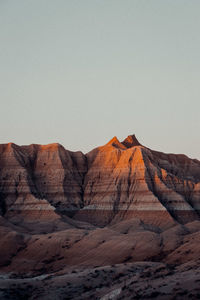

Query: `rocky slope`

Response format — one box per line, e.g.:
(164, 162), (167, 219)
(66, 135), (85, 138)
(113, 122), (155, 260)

(83, 135), (200, 226)
(0, 135), (200, 229)
(2, 261), (200, 300)
(0, 143), (86, 231)
(0, 135), (200, 299)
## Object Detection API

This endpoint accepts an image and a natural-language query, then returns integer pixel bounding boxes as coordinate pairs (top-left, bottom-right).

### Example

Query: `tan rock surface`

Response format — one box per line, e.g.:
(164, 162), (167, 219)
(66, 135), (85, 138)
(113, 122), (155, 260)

(0, 135), (200, 299)
(1, 135), (200, 228)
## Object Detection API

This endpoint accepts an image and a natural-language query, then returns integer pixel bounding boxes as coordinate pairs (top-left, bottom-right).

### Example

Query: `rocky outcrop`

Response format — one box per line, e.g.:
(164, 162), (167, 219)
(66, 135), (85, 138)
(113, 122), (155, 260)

(1, 134), (200, 299)
(75, 135), (200, 227)
(0, 143), (86, 230)
(0, 135), (200, 229)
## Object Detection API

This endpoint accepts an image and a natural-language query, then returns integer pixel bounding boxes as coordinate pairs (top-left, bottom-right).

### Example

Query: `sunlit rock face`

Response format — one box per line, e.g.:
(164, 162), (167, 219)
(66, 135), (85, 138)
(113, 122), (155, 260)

(76, 137), (173, 228)
(74, 135), (200, 227)
(0, 135), (200, 228)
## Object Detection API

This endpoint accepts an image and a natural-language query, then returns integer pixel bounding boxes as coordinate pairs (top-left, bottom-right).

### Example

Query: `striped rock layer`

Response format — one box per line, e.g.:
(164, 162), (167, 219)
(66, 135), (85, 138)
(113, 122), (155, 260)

(0, 135), (200, 229)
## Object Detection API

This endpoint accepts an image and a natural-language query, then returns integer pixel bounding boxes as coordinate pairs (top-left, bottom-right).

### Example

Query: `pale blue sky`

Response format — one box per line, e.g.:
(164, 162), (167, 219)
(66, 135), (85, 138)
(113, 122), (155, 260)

(0, 1), (199, 158)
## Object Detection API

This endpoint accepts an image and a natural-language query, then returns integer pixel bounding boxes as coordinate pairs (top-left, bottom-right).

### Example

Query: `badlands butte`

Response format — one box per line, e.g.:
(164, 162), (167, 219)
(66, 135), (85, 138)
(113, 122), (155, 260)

(0, 135), (200, 299)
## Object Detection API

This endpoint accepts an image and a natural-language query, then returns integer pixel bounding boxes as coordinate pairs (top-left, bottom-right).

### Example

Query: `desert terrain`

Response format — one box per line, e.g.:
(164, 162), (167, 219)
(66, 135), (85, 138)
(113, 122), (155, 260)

(0, 135), (200, 299)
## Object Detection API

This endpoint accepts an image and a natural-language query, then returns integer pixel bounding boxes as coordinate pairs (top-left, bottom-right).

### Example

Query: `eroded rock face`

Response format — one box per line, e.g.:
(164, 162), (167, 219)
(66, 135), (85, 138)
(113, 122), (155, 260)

(75, 135), (200, 227)
(0, 135), (200, 228)
(0, 143), (86, 228)
(1, 135), (200, 297)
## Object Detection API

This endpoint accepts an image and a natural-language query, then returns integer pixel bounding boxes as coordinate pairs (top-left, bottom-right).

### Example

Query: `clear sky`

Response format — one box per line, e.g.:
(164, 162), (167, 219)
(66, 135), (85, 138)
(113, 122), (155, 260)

(0, 1), (200, 158)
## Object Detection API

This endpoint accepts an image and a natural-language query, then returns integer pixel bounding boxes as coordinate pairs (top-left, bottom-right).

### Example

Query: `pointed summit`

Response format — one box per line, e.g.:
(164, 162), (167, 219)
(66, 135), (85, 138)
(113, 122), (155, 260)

(107, 136), (120, 145)
(106, 136), (126, 149)
(121, 134), (141, 148)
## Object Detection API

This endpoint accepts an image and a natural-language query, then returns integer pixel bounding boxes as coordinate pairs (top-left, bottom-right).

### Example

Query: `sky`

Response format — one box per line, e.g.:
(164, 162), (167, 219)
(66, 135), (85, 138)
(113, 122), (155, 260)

(0, 0), (200, 158)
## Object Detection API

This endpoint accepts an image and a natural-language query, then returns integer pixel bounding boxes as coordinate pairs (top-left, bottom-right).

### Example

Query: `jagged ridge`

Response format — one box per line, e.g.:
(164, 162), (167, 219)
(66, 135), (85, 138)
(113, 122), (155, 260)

(0, 135), (200, 229)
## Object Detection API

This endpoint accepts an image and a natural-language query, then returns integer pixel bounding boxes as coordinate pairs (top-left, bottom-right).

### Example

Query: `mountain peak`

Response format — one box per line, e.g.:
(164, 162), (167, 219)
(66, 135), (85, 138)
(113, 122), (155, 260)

(122, 134), (141, 148)
(107, 136), (120, 145)
(106, 136), (127, 150)
(106, 135), (141, 149)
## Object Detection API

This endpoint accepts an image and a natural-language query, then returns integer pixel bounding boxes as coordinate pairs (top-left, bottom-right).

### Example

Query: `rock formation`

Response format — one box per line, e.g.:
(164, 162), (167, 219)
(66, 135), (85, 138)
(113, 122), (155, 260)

(0, 135), (200, 299)
(0, 135), (200, 229)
